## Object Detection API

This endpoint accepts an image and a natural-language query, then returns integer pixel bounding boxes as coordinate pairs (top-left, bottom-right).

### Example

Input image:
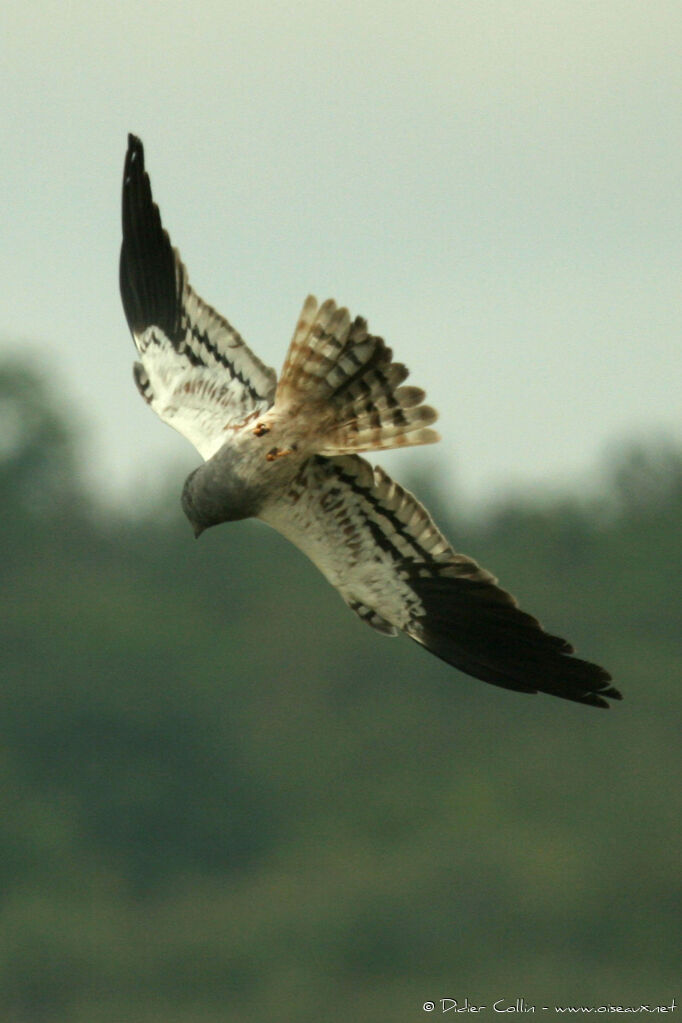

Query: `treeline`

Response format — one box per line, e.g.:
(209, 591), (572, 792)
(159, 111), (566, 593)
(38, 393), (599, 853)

(0, 362), (679, 1022)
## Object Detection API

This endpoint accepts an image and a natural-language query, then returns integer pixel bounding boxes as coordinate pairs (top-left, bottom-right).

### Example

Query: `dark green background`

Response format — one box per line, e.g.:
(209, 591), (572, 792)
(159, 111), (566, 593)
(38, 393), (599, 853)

(1, 362), (679, 1021)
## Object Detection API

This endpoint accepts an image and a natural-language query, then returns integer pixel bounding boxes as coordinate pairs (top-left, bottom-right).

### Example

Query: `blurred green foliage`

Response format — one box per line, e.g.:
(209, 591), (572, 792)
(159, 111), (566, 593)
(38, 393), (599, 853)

(0, 363), (679, 1022)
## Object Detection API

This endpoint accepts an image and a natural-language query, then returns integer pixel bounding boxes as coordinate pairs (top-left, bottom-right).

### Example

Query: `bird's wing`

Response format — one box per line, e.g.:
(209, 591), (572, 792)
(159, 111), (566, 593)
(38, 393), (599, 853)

(119, 134), (277, 460)
(259, 454), (621, 708)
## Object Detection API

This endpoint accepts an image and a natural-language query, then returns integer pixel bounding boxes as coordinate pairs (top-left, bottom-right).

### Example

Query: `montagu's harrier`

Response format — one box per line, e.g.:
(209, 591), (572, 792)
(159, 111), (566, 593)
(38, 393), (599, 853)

(120, 134), (620, 709)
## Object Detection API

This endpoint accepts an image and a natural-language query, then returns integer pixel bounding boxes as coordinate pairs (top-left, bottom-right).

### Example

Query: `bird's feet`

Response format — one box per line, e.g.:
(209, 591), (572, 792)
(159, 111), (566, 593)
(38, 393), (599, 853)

(253, 422), (270, 437)
(266, 446), (293, 462)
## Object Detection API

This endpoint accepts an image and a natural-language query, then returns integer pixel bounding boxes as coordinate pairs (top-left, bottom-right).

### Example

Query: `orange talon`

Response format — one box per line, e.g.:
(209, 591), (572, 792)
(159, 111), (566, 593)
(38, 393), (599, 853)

(254, 422), (270, 437)
(266, 447), (292, 461)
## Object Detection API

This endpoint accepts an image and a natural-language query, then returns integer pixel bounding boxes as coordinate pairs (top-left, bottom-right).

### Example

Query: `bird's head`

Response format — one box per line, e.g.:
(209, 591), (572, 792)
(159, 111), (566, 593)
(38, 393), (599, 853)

(181, 461), (261, 537)
(181, 467), (223, 537)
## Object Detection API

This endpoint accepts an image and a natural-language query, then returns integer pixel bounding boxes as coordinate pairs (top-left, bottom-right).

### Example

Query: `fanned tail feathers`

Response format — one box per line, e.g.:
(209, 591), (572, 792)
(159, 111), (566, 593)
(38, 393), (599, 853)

(275, 296), (439, 454)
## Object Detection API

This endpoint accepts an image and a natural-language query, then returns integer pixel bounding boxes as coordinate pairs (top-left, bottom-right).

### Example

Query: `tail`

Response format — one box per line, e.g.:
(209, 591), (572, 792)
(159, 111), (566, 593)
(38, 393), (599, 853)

(275, 296), (439, 454)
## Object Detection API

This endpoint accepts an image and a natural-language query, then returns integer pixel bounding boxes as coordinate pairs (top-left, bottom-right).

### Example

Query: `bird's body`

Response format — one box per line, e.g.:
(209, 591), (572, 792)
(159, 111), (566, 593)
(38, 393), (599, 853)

(120, 134), (621, 709)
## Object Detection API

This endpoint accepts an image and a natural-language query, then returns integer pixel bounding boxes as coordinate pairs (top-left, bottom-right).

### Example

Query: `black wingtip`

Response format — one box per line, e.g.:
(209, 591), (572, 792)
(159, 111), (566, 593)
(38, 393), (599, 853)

(601, 684), (624, 702)
(408, 571), (622, 709)
(119, 133), (181, 342)
(123, 134), (145, 192)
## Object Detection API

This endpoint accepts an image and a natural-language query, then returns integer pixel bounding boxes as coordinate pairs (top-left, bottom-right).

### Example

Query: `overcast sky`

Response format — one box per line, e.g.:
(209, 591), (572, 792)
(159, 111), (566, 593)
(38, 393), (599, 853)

(2, 1), (680, 509)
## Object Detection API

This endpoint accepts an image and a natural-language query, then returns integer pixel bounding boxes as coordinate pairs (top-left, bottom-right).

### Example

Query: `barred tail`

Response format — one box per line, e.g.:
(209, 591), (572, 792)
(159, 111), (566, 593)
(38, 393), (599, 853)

(276, 296), (439, 454)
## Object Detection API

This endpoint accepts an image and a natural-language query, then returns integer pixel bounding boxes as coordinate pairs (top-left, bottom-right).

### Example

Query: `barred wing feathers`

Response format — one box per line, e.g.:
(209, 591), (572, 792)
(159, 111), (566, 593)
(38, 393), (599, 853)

(120, 134), (276, 460)
(260, 455), (621, 708)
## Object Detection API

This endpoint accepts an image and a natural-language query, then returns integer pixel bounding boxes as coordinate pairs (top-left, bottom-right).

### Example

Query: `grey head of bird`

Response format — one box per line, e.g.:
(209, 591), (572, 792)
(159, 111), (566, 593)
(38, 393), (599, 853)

(180, 455), (264, 537)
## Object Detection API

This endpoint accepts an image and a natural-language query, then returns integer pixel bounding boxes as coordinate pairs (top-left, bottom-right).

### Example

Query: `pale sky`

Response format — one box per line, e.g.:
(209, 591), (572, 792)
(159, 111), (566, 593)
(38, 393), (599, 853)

(2, 1), (680, 509)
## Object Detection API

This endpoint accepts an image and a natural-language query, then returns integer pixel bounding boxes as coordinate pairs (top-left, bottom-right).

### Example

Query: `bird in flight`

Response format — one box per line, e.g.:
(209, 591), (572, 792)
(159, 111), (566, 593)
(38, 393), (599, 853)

(119, 134), (621, 709)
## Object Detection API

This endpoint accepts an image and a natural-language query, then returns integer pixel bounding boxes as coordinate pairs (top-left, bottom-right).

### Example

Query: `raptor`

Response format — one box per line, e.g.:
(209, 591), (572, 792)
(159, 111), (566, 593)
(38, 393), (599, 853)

(120, 134), (620, 709)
